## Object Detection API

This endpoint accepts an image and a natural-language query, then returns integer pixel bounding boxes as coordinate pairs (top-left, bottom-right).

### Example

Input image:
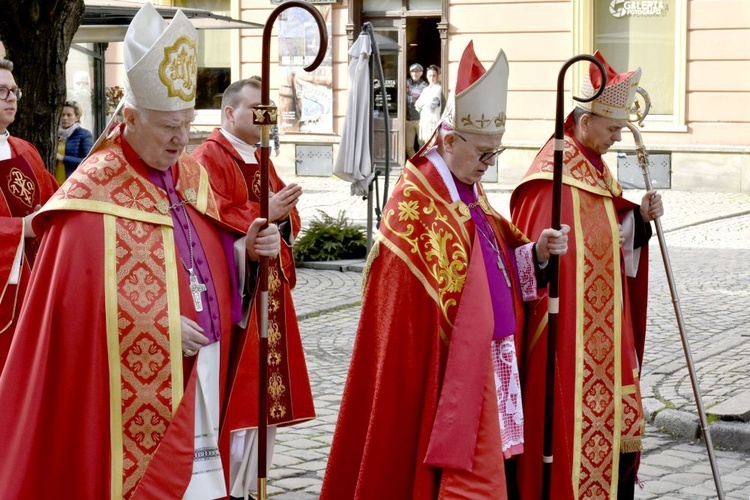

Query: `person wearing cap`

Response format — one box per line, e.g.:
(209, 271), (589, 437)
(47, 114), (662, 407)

(0, 58), (58, 375)
(192, 76), (315, 498)
(0, 4), (280, 498)
(321, 41), (569, 499)
(510, 51), (663, 499)
(405, 62), (427, 158)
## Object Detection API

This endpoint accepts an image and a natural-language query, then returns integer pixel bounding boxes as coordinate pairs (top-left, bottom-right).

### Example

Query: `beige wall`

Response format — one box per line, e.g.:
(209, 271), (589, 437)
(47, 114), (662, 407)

(236, 0), (749, 191)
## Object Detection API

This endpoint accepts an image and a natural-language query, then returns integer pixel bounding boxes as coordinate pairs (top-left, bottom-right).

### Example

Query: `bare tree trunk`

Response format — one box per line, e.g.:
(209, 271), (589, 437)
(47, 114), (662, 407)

(0, 0), (85, 172)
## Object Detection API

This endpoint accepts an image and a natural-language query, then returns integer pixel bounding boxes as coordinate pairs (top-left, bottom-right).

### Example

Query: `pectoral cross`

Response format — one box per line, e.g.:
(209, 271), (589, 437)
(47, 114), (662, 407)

(496, 254), (512, 287)
(188, 269), (207, 312)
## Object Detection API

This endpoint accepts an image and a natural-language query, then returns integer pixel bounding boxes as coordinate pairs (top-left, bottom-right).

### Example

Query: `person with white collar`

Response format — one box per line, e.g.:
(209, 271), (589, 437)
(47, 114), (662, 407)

(0, 57), (58, 375)
(192, 77), (315, 499)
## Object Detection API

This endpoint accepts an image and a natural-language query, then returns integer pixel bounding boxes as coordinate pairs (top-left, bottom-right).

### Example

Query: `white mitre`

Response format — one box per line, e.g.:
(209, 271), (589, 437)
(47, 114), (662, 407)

(123, 2), (198, 111)
(440, 41), (509, 136)
(578, 51), (641, 121)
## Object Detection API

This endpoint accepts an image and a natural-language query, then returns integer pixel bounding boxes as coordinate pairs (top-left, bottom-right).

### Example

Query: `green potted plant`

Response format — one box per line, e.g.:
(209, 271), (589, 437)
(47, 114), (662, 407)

(293, 210), (367, 266)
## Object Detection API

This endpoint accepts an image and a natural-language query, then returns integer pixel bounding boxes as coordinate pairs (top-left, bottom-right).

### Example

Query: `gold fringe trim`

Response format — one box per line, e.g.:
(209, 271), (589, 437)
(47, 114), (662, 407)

(361, 240), (380, 296)
(620, 436), (644, 454)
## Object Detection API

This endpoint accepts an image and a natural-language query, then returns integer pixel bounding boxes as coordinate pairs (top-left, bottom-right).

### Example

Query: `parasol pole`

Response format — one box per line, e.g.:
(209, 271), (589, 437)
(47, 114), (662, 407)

(361, 21), (391, 251)
(254, 3), (327, 498)
(625, 88), (725, 499)
(541, 54), (607, 500)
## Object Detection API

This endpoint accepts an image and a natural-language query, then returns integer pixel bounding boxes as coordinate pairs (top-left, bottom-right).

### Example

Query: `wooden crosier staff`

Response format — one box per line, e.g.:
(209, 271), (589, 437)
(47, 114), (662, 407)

(253, 3), (327, 499)
(541, 54), (606, 500)
(625, 88), (725, 499)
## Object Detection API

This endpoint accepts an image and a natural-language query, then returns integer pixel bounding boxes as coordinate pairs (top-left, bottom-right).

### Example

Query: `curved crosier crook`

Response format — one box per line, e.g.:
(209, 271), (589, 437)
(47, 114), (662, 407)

(541, 53), (607, 500)
(260, 0), (328, 107)
(627, 86), (651, 127)
(254, 3), (328, 499)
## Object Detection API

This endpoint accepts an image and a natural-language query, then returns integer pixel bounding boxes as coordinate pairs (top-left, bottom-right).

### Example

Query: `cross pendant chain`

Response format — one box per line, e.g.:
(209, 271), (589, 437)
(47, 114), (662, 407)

(188, 268), (207, 312)
(476, 219), (512, 288)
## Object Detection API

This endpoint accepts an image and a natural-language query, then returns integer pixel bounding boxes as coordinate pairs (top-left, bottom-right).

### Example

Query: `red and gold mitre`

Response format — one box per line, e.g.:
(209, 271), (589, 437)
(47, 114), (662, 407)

(440, 41), (509, 136)
(123, 2), (198, 111)
(578, 51), (641, 120)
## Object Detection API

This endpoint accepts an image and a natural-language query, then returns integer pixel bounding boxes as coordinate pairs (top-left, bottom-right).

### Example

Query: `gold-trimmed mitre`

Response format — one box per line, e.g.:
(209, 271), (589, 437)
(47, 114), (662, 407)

(440, 41), (509, 136)
(123, 2), (198, 111)
(578, 51), (641, 121)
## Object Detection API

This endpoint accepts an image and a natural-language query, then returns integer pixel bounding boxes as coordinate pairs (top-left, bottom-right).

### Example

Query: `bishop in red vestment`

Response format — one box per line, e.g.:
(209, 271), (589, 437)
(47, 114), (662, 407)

(0, 6), (279, 499)
(321, 42), (569, 500)
(510, 52), (663, 500)
(0, 58), (59, 373)
(192, 77), (315, 497)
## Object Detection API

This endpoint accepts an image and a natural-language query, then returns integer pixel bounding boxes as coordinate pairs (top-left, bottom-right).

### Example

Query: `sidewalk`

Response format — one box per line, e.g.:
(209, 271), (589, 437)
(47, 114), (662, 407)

(277, 173), (750, 497)
(290, 171), (750, 437)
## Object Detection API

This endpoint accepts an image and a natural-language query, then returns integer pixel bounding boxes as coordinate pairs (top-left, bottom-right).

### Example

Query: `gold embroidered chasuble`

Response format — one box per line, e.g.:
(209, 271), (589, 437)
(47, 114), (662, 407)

(37, 127), (234, 497)
(511, 135), (646, 499)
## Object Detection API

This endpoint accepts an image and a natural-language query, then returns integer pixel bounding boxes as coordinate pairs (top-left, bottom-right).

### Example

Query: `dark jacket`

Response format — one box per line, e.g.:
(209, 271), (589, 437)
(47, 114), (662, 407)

(63, 126), (94, 177)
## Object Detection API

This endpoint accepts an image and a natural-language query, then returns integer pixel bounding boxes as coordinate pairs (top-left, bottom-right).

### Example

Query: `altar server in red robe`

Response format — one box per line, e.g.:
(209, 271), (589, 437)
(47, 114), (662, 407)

(192, 77), (315, 499)
(0, 58), (58, 373)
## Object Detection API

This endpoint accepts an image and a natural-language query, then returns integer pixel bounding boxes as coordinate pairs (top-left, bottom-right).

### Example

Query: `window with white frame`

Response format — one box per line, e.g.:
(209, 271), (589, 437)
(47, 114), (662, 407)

(592, 1), (682, 121)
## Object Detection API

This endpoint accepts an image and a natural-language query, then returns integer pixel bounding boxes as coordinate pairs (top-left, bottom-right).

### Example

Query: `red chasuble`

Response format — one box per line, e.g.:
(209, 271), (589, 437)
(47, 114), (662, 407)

(192, 129), (315, 442)
(510, 122), (649, 500)
(0, 137), (58, 372)
(0, 126), (249, 499)
(321, 154), (529, 500)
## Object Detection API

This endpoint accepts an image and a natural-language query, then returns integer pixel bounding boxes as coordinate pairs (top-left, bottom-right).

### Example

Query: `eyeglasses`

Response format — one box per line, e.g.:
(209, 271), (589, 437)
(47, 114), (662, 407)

(454, 133), (505, 163)
(0, 87), (22, 101)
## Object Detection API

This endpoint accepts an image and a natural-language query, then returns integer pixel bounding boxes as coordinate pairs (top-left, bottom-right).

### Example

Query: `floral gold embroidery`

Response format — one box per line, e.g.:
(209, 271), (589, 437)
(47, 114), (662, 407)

(381, 166), (470, 328)
(398, 200), (420, 221)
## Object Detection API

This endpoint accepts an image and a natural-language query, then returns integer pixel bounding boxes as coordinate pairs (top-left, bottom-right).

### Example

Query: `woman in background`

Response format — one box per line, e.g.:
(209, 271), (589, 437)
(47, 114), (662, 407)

(55, 100), (93, 182)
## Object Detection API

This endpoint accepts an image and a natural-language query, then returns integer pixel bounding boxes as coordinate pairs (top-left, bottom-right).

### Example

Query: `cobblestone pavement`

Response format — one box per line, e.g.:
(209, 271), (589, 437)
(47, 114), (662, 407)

(264, 181), (750, 498)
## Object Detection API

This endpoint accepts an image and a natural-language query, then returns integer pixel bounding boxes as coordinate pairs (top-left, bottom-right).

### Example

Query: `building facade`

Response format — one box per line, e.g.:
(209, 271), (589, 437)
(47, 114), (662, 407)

(76, 0), (750, 191)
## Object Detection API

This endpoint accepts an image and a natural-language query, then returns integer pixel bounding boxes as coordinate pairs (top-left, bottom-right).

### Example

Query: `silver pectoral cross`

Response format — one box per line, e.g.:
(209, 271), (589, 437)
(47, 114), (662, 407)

(188, 269), (207, 312)
(497, 255), (512, 287)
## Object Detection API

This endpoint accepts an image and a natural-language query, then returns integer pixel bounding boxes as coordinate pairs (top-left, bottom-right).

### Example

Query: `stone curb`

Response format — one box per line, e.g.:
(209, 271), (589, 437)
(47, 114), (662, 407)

(645, 403), (750, 453)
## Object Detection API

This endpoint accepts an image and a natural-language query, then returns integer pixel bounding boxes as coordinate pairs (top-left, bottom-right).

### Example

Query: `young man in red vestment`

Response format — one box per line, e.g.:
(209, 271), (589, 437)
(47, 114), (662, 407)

(321, 41), (569, 500)
(0, 58), (58, 373)
(0, 4), (280, 499)
(510, 51), (664, 499)
(192, 77), (315, 499)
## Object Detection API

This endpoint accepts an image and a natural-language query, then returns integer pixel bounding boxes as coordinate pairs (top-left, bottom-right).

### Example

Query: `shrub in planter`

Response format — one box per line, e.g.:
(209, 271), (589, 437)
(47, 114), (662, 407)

(293, 210), (367, 265)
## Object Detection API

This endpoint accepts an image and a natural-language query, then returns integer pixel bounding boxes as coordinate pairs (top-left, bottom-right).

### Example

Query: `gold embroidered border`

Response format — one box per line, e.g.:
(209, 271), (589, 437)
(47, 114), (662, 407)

(114, 217), (176, 497)
(104, 215), (123, 500)
(571, 188), (584, 497)
(519, 136), (622, 200)
(162, 226), (183, 409)
(379, 163), (471, 329)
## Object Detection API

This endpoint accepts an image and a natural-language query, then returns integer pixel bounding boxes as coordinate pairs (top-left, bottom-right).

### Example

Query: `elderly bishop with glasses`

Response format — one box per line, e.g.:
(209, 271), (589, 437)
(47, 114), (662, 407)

(321, 41), (569, 499)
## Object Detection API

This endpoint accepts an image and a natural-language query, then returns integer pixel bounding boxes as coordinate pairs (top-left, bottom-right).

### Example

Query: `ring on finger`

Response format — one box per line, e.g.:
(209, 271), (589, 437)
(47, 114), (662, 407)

(183, 349), (196, 357)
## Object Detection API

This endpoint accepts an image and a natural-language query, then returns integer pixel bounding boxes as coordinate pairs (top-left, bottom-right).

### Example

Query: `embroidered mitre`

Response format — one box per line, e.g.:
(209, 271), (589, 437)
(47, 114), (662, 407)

(578, 50), (641, 121)
(123, 2), (198, 111)
(440, 41), (509, 136)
